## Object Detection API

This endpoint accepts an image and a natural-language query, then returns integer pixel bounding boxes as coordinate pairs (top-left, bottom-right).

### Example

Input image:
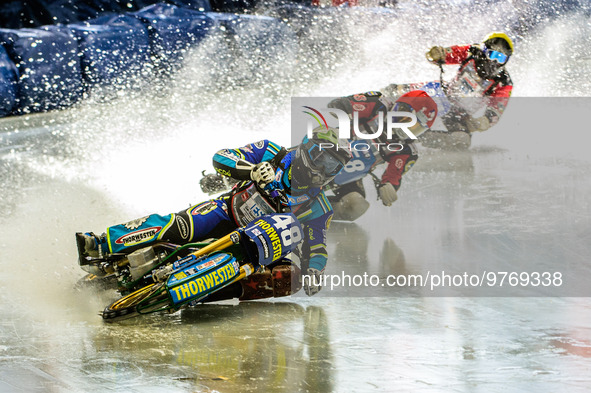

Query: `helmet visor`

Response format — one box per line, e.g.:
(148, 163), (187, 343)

(483, 47), (509, 64)
(307, 144), (345, 177)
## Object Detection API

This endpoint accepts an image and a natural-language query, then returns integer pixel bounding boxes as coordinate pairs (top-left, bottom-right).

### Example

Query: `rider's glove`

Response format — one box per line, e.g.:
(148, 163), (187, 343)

(378, 183), (398, 206)
(426, 46), (445, 64)
(466, 115), (490, 132)
(250, 161), (275, 187)
(304, 268), (324, 296)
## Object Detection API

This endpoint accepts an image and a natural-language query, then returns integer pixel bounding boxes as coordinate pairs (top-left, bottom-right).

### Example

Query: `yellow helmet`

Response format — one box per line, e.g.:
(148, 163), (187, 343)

(483, 32), (514, 55)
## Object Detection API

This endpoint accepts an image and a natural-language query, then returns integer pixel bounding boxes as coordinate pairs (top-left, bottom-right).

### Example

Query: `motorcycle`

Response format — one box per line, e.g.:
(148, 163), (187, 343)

(78, 189), (303, 322)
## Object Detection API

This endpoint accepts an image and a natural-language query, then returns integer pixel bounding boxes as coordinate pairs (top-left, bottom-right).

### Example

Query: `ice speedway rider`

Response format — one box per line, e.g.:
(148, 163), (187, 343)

(326, 90), (438, 221)
(383, 32), (513, 150)
(76, 129), (351, 297)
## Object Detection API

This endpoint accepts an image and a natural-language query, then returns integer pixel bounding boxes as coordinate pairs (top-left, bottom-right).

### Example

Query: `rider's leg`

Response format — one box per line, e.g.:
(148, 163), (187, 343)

(105, 199), (235, 254)
(77, 199), (235, 260)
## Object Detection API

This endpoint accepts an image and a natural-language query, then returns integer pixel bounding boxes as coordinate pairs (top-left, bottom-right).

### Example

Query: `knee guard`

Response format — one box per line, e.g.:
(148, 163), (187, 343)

(331, 191), (370, 221)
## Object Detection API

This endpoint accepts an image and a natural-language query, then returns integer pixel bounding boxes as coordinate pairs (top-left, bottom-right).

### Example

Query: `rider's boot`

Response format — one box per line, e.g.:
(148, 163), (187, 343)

(75, 232), (110, 276)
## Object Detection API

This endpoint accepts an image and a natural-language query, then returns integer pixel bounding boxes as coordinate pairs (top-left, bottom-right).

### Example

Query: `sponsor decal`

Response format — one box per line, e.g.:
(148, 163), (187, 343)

(172, 254), (196, 270)
(352, 103), (366, 111)
(353, 94), (367, 101)
(115, 226), (162, 245)
(253, 218), (283, 261)
(169, 261), (239, 304)
(191, 201), (217, 216)
(216, 168), (231, 177)
(259, 234), (269, 259)
(174, 255), (227, 282)
(288, 194), (311, 205)
(230, 232), (240, 244)
(218, 149), (239, 162)
(176, 215), (189, 240)
(404, 160), (416, 173)
(395, 158), (404, 169)
(196, 260), (216, 271)
(237, 192), (275, 225)
(197, 254), (226, 271)
(254, 140), (265, 149)
(123, 216), (148, 230)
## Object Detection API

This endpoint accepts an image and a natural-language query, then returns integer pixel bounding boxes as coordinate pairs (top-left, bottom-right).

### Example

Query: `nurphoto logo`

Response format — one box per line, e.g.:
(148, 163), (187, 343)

(303, 106), (420, 140)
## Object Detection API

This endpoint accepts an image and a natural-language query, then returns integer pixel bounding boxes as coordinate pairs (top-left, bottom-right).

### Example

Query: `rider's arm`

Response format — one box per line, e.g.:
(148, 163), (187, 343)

(300, 211), (332, 272)
(328, 96), (354, 115)
(380, 143), (419, 190)
(296, 192), (333, 272)
(212, 140), (282, 180)
(442, 44), (472, 64)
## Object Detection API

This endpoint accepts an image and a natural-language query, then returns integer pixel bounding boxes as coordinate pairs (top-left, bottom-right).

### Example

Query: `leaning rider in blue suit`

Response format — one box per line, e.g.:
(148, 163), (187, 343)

(76, 128), (350, 296)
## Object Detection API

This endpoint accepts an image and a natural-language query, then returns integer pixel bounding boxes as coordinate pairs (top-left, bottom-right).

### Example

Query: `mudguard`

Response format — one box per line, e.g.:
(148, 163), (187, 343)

(241, 214), (303, 266)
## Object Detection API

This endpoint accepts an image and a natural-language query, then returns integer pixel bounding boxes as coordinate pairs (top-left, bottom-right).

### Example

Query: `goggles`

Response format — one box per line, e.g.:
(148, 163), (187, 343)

(483, 46), (509, 64)
(306, 144), (345, 177)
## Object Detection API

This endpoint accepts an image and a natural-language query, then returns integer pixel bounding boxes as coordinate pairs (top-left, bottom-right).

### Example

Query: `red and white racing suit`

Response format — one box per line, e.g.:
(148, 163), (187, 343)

(441, 44), (513, 128)
(383, 44), (513, 133)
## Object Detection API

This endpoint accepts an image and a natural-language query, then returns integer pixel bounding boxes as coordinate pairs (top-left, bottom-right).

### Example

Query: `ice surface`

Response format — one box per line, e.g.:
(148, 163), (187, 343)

(1, 2), (591, 392)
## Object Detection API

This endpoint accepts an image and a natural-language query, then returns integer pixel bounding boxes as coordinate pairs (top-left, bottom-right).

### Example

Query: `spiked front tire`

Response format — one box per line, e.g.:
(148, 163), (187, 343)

(101, 283), (169, 322)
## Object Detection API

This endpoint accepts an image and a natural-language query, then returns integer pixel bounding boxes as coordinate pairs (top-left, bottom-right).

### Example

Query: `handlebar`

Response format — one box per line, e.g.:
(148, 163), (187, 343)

(261, 181), (289, 211)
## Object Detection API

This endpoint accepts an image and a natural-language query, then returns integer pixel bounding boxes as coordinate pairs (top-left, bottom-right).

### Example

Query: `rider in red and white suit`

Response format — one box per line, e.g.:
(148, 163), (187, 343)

(384, 32), (514, 149)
